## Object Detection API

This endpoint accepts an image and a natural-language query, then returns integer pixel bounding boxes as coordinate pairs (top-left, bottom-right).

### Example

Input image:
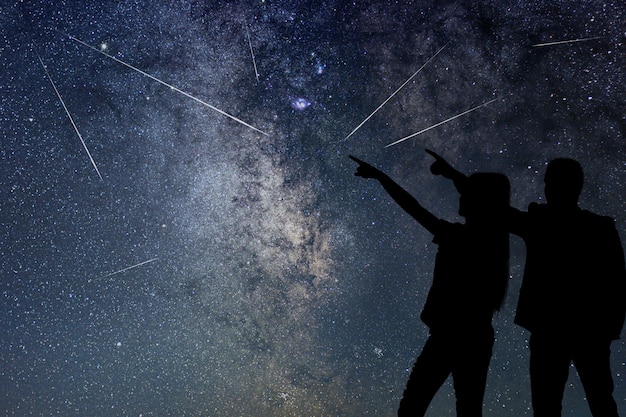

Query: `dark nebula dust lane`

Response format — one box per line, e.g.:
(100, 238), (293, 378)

(1, 1), (624, 416)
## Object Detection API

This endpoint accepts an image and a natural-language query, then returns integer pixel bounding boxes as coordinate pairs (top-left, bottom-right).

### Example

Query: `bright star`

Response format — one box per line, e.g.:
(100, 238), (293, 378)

(291, 97), (311, 111)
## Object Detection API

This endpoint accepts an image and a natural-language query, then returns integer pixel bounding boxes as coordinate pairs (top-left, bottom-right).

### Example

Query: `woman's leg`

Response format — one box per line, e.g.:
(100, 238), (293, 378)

(398, 334), (451, 417)
(452, 328), (494, 417)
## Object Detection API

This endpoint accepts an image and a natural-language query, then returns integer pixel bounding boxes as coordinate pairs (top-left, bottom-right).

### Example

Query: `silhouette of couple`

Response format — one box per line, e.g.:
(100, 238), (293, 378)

(350, 151), (625, 417)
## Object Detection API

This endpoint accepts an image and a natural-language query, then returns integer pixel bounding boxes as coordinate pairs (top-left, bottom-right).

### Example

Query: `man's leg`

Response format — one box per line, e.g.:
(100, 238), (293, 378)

(574, 338), (619, 417)
(398, 334), (451, 417)
(529, 333), (571, 417)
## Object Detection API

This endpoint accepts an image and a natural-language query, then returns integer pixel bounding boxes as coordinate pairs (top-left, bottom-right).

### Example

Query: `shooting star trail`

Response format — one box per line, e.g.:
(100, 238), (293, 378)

(34, 46), (103, 180)
(244, 19), (260, 83)
(64, 33), (269, 136)
(342, 43), (447, 142)
(97, 257), (158, 280)
(385, 96), (503, 148)
(532, 36), (603, 47)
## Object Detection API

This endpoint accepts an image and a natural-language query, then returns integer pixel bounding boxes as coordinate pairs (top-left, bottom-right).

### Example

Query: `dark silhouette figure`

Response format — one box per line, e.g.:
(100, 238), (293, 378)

(429, 151), (626, 417)
(349, 155), (510, 417)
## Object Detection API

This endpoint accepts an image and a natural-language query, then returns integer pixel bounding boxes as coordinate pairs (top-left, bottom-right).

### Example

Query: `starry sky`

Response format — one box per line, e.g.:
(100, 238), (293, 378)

(1, 1), (625, 416)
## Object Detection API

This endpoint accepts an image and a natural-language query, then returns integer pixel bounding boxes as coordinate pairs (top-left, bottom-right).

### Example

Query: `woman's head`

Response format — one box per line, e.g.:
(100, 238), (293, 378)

(459, 173), (510, 222)
(544, 158), (583, 208)
(460, 172), (511, 311)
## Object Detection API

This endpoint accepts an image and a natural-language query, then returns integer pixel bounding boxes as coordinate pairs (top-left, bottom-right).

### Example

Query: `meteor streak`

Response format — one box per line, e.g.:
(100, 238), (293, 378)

(34, 47), (103, 180)
(64, 33), (269, 136)
(244, 19), (260, 83)
(385, 96), (503, 148)
(97, 257), (158, 280)
(342, 44), (447, 142)
(532, 36), (603, 47)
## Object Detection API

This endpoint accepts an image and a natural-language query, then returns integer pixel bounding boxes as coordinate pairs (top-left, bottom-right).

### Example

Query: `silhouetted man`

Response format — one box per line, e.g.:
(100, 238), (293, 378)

(430, 152), (626, 417)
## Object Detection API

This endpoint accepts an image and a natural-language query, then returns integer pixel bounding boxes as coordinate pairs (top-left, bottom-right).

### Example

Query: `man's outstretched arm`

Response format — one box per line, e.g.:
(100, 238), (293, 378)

(425, 149), (468, 192)
(425, 149), (533, 237)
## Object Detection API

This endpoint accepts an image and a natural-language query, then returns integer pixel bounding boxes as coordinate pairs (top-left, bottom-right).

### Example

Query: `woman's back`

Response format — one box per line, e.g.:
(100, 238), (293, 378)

(421, 220), (509, 333)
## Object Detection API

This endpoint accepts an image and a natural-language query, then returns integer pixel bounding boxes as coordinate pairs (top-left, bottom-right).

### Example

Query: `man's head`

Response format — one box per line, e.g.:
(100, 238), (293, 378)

(544, 158), (584, 208)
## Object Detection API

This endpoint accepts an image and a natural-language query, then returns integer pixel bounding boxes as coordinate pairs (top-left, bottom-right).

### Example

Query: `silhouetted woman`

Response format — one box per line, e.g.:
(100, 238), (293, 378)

(350, 154), (510, 417)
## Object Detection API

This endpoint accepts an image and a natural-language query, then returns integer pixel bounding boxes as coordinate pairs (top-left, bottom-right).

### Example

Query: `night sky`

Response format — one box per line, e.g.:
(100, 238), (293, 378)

(1, 1), (625, 416)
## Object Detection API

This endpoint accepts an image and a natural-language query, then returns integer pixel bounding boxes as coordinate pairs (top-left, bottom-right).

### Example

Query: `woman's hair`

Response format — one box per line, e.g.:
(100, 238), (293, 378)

(463, 172), (511, 311)
(544, 158), (584, 205)
(463, 172), (511, 216)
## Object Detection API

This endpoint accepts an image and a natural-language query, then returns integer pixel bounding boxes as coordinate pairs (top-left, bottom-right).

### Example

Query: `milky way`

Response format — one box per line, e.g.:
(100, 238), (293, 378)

(1, 1), (625, 416)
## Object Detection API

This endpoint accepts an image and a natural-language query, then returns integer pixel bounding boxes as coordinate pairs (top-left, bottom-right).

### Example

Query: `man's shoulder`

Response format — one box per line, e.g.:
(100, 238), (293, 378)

(527, 202), (544, 212)
(527, 204), (615, 224)
(579, 209), (616, 228)
(526, 203), (552, 219)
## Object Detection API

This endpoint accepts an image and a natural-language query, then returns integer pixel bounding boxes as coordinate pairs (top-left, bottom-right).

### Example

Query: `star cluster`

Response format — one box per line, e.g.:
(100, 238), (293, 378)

(1, 1), (625, 416)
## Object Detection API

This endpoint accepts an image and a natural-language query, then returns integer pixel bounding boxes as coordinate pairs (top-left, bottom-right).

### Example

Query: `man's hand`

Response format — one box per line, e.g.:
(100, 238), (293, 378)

(425, 149), (454, 177)
(349, 155), (382, 179)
